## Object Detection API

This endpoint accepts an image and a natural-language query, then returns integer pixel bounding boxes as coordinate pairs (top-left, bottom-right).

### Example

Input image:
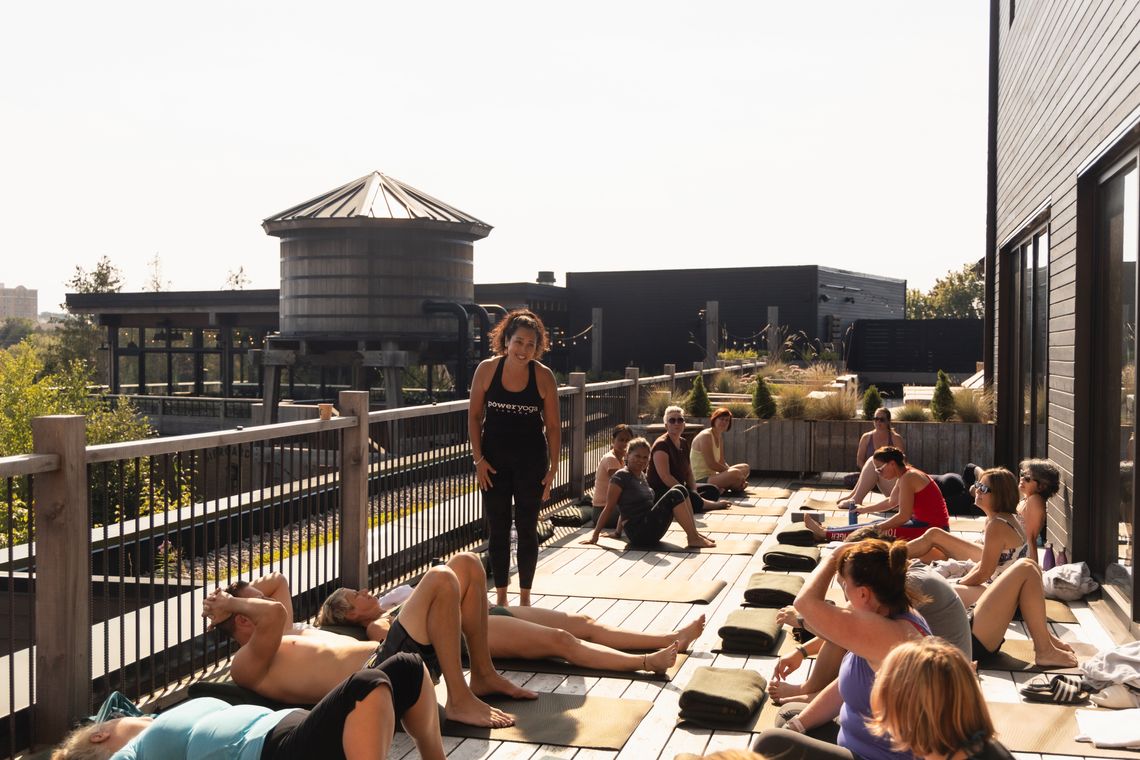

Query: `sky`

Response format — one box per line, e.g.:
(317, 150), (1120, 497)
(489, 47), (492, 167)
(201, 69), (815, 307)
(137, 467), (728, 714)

(1, 2), (989, 314)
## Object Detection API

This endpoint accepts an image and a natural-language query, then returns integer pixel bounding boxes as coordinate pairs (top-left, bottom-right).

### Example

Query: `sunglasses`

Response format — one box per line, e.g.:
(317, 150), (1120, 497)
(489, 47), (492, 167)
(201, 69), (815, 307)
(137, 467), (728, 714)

(667, 417), (686, 424)
(1019, 474), (1037, 483)
(971, 482), (992, 494)
(873, 462), (888, 473)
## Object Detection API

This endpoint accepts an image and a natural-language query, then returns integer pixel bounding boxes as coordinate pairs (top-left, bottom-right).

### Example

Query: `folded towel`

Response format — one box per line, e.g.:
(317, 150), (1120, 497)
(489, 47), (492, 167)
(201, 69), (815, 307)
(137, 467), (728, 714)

(549, 507), (590, 527)
(743, 573), (804, 607)
(717, 608), (781, 653)
(679, 667), (768, 726)
(763, 544), (821, 571)
(774, 527), (818, 547)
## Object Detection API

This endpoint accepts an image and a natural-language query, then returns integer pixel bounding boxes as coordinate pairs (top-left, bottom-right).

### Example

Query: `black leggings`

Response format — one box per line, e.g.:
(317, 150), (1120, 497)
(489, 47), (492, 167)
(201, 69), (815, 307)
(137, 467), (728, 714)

(625, 485), (691, 546)
(483, 446), (547, 588)
(261, 652), (424, 760)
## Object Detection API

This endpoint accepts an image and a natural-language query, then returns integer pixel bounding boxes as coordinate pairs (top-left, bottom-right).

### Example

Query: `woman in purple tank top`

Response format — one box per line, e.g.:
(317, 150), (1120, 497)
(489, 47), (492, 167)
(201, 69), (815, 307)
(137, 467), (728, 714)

(753, 540), (929, 760)
(468, 310), (561, 607)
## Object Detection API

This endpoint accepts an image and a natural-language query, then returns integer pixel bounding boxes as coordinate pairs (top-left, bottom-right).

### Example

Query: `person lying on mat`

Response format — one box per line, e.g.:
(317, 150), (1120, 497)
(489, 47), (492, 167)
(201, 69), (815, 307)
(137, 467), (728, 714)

(902, 467), (1028, 608)
(648, 406), (730, 510)
(835, 407), (906, 507)
(752, 539), (930, 760)
(870, 637), (1016, 760)
(584, 437), (720, 549)
(50, 652), (446, 760)
(318, 585), (705, 676)
(803, 446), (949, 542)
(203, 555), (535, 728)
(690, 407), (751, 493)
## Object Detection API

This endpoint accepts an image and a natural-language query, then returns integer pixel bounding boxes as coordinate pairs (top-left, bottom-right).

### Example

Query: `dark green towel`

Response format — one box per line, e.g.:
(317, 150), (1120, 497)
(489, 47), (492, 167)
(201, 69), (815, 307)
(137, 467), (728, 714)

(774, 527), (818, 547)
(743, 573), (804, 607)
(549, 507), (590, 527)
(763, 544), (821, 571)
(678, 667), (768, 726)
(717, 608), (781, 653)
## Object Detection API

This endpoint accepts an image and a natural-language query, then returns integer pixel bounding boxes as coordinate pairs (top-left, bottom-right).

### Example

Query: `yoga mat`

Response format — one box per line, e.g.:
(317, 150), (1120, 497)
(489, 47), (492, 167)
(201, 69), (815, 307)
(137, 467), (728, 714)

(989, 702), (1140, 758)
(716, 504), (787, 516)
(492, 652), (688, 683)
(574, 535), (762, 555)
(713, 628), (786, 656)
(1045, 599), (1079, 623)
(676, 694), (781, 733)
(800, 497), (849, 512)
(440, 692), (653, 750)
(745, 486), (794, 499)
(512, 574), (726, 604)
(673, 521), (776, 535)
(979, 639), (1098, 673)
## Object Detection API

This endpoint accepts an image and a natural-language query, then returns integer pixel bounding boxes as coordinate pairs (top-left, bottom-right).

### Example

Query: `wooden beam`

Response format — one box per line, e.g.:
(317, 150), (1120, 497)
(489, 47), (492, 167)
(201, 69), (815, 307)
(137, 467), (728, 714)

(339, 391), (370, 589)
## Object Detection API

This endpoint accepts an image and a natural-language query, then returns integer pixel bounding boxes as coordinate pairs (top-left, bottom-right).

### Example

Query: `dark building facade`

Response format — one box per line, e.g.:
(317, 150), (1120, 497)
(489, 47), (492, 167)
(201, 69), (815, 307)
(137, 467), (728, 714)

(986, 0), (1140, 627)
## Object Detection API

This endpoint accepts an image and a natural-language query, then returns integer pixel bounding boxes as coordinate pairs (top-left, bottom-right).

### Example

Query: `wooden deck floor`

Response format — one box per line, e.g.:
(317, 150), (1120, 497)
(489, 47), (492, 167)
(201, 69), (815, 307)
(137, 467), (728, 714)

(397, 476), (1128, 760)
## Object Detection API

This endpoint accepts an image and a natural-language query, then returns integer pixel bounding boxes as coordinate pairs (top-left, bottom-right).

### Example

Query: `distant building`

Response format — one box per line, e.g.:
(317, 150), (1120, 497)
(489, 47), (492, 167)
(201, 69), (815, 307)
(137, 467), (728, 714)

(0, 284), (37, 321)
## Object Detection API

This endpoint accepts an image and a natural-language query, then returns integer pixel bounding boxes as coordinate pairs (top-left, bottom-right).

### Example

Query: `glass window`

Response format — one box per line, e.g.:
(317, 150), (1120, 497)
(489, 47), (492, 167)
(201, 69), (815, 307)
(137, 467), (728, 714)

(1009, 226), (1049, 461)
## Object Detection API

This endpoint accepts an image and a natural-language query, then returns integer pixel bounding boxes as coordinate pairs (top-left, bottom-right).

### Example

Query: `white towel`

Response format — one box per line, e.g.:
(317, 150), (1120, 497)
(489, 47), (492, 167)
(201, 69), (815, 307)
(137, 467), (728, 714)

(1075, 707), (1140, 747)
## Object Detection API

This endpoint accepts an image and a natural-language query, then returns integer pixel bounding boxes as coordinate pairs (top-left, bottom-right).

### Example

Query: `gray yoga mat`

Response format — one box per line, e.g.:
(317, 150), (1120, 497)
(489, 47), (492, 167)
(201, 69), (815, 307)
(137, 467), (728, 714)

(990, 702), (1140, 758)
(511, 574), (727, 604)
(440, 692), (653, 750)
(980, 639), (1098, 673)
(493, 652), (688, 683)
(745, 486), (794, 499)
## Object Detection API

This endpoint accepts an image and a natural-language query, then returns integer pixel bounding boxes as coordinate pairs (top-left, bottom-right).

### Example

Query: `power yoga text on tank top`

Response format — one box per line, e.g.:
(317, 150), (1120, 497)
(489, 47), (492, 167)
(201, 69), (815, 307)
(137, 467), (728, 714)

(482, 357), (546, 450)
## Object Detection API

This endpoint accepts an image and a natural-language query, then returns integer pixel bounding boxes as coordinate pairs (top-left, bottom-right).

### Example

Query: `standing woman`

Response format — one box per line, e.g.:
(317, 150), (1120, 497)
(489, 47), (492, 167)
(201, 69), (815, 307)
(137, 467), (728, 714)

(469, 310), (561, 608)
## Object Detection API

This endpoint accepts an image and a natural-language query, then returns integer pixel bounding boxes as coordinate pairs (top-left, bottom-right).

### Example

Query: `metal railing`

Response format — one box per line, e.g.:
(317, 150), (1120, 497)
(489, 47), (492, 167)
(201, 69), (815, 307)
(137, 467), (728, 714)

(0, 360), (761, 757)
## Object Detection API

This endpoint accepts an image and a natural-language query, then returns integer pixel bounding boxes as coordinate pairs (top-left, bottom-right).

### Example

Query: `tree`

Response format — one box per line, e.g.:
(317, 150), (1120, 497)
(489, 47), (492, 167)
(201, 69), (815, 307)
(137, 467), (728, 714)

(0, 318), (35, 349)
(752, 376), (776, 419)
(43, 256), (124, 376)
(145, 253), (170, 292)
(225, 266), (251, 290)
(906, 262), (983, 319)
(861, 384), (883, 421)
(930, 369), (955, 422)
(686, 374), (712, 418)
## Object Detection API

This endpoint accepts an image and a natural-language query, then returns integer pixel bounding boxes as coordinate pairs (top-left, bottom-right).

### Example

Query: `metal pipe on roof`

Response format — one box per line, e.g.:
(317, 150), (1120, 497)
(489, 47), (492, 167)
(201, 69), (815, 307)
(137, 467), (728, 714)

(423, 301), (471, 397)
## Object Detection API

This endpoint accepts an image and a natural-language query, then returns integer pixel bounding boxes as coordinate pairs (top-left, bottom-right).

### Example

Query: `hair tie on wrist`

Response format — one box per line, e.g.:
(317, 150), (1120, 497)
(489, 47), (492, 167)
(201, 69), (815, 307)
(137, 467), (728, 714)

(473, 456), (485, 466)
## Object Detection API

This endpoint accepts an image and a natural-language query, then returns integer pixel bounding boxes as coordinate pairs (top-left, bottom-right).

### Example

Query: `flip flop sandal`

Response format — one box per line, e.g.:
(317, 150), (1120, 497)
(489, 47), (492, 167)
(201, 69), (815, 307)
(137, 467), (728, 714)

(1020, 674), (1089, 704)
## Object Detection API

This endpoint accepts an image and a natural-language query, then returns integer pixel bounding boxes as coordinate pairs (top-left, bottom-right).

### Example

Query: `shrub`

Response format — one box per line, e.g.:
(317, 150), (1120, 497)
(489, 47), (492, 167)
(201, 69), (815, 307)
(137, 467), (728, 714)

(777, 385), (810, 419)
(893, 402), (930, 421)
(861, 385), (883, 421)
(724, 401), (752, 419)
(930, 369), (955, 422)
(718, 348), (759, 361)
(802, 362), (838, 391)
(643, 389), (688, 422)
(809, 389), (858, 420)
(953, 386), (993, 423)
(752, 376), (777, 419)
(687, 374), (712, 418)
(712, 372), (744, 394)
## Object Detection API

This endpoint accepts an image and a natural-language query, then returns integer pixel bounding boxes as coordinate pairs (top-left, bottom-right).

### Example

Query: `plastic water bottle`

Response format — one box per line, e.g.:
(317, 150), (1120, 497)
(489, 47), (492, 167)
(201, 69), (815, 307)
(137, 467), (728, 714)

(848, 507), (859, 526)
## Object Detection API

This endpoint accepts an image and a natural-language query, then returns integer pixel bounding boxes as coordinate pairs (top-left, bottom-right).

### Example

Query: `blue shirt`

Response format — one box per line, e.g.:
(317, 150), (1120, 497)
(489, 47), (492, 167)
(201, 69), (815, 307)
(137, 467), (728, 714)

(111, 698), (297, 760)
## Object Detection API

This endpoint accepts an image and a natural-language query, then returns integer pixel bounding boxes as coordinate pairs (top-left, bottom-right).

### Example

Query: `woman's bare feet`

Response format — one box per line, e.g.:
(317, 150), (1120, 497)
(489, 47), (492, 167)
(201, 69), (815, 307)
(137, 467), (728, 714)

(469, 670), (539, 700)
(1050, 634), (1075, 653)
(643, 642), (679, 674)
(802, 514), (828, 541)
(674, 615), (706, 651)
(768, 680), (812, 705)
(1033, 645), (1079, 669)
(687, 534), (717, 549)
(444, 693), (516, 728)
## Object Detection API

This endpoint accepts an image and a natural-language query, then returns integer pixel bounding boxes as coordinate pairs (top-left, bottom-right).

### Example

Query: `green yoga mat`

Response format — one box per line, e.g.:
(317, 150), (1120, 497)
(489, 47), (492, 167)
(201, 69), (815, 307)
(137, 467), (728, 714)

(510, 573), (727, 604)
(979, 639), (1098, 673)
(492, 652), (688, 683)
(989, 702), (1140, 758)
(440, 692), (653, 750)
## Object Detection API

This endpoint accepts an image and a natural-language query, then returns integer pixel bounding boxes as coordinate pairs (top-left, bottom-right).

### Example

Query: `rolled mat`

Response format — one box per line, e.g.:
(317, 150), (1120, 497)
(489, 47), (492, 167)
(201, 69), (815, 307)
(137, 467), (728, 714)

(744, 486), (794, 499)
(743, 573), (805, 607)
(439, 692), (653, 750)
(549, 507), (591, 527)
(762, 544), (821, 571)
(714, 609), (782, 654)
(678, 666), (768, 728)
(509, 573), (726, 603)
(989, 702), (1140, 758)
(715, 504), (787, 516)
(774, 527), (819, 547)
(492, 652), (688, 683)
(978, 639), (1098, 673)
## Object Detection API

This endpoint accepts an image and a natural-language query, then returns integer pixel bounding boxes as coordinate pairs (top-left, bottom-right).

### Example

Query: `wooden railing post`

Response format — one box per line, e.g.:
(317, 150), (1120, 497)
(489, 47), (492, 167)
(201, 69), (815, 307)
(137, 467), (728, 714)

(32, 415), (90, 746)
(568, 373), (587, 498)
(663, 363), (676, 396)
(624, 367), (640, 424)
(338, 391), (370, 590)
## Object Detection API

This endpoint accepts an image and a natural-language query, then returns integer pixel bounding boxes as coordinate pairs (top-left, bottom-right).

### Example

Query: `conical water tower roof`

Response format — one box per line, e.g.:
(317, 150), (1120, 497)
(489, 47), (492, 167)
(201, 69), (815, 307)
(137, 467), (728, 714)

(263, 172), (491, 236)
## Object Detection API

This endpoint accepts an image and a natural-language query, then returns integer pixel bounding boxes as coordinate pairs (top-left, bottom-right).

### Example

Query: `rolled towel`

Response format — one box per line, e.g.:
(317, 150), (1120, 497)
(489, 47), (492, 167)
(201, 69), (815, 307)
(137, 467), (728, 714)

(763, 544), (821, 571)
(549, 508), (590, 527)
(743, 573), (804, 607)
(679, 666), (768, 726)
(774, 527), (818, 547)
(717, 608), (781, 653)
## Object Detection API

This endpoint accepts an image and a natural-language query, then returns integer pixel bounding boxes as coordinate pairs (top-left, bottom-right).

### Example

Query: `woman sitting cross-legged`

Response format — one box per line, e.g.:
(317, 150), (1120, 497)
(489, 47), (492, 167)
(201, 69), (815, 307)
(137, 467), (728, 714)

(50, 653), (445, 760)
(690, 407), (751, 493)
(870, 637), (1015, 760)
(585, 437), (718, 549)
(752, 539), (930, 760)
(318, 586), (706, 676)
(836, 407), (906, 508)
(804, 446), (949, 542)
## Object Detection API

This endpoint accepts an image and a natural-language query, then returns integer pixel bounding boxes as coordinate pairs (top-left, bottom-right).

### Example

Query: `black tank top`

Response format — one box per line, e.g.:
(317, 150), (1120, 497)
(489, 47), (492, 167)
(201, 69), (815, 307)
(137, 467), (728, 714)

(482, 357), (546, 449)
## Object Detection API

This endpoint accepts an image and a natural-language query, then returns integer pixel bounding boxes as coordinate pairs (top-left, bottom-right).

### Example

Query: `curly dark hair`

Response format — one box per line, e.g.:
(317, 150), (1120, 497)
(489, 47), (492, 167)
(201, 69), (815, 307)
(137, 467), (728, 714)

(487, 309), (549, 359)
(1019, 458), (1060, 499)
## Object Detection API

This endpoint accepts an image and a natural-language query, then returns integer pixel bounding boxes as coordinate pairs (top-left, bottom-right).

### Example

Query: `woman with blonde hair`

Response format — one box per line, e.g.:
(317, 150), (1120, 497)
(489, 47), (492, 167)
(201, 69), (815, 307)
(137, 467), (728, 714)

(870, 637), (1014, 759)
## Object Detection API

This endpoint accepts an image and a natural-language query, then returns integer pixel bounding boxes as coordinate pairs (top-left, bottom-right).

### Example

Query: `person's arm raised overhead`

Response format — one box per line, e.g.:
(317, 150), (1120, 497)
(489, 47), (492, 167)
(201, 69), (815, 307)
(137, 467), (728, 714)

(248, 572), (294, 623)
(203, 588), (287, 690)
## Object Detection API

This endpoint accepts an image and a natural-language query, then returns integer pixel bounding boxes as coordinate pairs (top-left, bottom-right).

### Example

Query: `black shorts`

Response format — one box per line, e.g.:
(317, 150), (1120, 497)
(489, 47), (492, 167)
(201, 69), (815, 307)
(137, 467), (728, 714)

(966, 610), (1002, 664)
(376, 618), (442, 682)
(261, 652), (423, 760)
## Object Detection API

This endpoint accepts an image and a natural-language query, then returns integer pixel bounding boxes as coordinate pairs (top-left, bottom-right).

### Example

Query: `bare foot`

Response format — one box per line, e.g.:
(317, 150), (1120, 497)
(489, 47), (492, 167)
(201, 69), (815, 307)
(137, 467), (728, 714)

(687, 534), (717, 549)
(768, 680), (809, 705)
(444, 693), (515, 728)
(470, 670), (539, 700)
(674, 614), (706, 651)
(1051, 635), (1075, 653)
(1033, 646), (1079, 669)
(802, 514), (827, 541)
(643, 641), (679, 674)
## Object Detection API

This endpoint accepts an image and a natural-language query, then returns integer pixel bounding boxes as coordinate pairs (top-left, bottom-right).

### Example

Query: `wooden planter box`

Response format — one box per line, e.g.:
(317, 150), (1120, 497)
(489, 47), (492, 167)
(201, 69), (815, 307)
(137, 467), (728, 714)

(724, 420), (995, 475)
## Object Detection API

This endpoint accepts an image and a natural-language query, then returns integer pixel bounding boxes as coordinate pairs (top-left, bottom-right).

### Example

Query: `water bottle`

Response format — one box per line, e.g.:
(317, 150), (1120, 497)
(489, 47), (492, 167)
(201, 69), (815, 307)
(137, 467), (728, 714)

(1057, 547), (1069, 566)
(848, 507), (859, 526)
(1042, 543), (1055, 571)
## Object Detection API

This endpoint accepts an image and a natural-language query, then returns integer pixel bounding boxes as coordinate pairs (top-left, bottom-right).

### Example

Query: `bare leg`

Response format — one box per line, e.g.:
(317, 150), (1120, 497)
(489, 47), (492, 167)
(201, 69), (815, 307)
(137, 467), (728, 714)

(971, 559), (1077, 668)
(770, 641), (845, 704)
(486, 617), (679, 673)
(399, 666), (446, 760)
(707, 464), (750, 491)
(505, 607), (706, 652)
(838, 458), (890, 505)
(672, 499), (716, 548)
(495, 585), (510, 607)
(904, 527), (984, 563)
(341, 684), (395, 760)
